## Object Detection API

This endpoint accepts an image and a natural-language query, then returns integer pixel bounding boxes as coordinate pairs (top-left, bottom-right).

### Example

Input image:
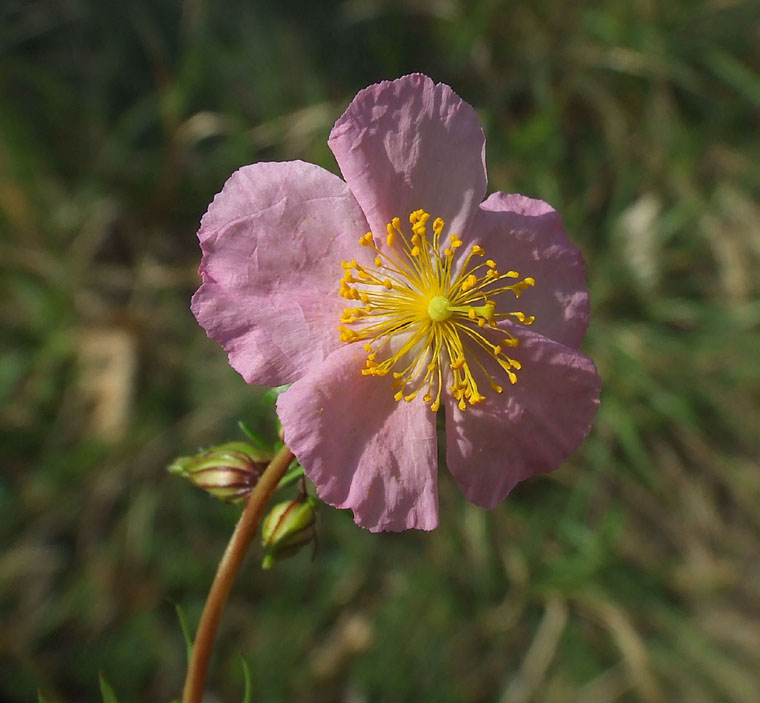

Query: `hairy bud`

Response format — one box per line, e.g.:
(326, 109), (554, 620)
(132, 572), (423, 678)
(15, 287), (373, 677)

(261, 496), (317, 569)
(168, 442), (271, 502)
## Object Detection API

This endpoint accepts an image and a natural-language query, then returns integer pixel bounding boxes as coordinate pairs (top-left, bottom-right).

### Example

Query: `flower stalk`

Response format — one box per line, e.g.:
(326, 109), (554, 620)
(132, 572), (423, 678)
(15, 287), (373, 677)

(182, 443), (294, 703)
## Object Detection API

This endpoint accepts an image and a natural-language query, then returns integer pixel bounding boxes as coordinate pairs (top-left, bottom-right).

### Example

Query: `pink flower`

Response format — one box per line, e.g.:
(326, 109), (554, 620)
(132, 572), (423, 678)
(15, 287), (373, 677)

(192, 74), (601, 532)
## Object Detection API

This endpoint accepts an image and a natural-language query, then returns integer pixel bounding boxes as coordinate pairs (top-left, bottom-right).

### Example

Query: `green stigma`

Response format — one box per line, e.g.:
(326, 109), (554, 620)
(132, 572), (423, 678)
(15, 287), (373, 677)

(427, 295), (453, 322)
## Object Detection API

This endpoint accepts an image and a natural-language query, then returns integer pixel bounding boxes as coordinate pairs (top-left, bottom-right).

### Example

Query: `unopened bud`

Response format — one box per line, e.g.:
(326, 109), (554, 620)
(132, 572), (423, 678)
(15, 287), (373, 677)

(261, 496), (317, 569)
(168, 442), (272, 502)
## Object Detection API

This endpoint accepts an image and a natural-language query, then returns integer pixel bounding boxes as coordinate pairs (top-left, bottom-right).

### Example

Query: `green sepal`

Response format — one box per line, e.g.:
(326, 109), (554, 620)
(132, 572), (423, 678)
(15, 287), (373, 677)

(276, 464), (305, 491)
(237, 421), (271, 454)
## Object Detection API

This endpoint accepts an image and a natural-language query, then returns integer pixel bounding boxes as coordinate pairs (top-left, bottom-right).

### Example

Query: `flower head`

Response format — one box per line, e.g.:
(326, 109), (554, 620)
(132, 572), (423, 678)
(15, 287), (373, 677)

(192, 74), (601, 532)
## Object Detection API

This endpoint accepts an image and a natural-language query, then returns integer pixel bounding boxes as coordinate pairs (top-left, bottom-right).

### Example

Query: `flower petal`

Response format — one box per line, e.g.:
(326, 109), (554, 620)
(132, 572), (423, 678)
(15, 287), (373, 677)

(277, 344), (439, 532)
(444, 326), (601, 508)
(192, 161), (370, 386)
(469, 193), (590, 349)
(329, 74), (487, 240)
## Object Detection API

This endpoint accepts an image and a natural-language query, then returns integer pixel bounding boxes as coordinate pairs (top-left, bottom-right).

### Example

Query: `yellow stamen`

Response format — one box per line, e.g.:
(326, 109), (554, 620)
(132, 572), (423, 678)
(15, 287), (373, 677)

(337, 211), (536, 411)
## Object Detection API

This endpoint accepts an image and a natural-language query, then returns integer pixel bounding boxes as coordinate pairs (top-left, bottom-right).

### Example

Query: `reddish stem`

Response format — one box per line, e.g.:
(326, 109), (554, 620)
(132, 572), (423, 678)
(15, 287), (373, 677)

(182, 444), (294, 703)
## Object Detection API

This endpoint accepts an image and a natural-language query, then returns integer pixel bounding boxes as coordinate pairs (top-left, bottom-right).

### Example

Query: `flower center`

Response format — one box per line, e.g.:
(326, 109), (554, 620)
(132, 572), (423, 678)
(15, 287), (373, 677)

(338, 209), (536, 411)
(427, 295), (453, 322)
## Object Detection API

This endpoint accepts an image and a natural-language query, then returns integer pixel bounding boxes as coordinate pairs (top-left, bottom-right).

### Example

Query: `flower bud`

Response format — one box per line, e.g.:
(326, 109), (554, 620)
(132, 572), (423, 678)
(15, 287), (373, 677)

(168, 441), (272, 502)
(261, 496), (317, 569)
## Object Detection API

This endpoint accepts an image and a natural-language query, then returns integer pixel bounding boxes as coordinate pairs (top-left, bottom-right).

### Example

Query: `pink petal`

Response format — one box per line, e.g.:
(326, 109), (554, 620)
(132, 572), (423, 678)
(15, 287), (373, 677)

(468, 193), (590, 349)
(444, 325), (601, 508)
(329, 74), (487, 241)
(192, 161), (370, 386)
(276, 344), (439, 532)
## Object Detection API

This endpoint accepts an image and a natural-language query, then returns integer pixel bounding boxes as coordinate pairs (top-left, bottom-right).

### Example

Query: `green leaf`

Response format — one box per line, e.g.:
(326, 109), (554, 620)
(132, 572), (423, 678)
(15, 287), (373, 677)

(706, 51), (760, 108)
(240, 655), (253, 703)
(99, 672), (120, 703)
(37, 691), (50, 703)
(173, 601), (194, 663)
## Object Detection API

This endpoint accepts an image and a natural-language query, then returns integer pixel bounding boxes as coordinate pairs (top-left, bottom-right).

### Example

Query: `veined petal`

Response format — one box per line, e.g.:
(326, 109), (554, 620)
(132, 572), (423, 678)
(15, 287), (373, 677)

(468, 193), (590, 349)
(277, 344), (439, 532)
(329, 74), (487, 243)
(192, 161), (370, 386)
(444, 325), (601, 508)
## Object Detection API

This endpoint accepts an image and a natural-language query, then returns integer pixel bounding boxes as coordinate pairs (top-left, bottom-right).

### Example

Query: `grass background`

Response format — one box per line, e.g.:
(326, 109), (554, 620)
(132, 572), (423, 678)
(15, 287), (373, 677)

(2, 0), (759, 701)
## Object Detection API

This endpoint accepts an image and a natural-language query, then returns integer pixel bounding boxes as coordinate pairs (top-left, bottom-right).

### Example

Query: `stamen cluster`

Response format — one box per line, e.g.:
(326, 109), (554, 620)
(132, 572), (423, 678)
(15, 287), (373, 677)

(339, 210), (536, 411)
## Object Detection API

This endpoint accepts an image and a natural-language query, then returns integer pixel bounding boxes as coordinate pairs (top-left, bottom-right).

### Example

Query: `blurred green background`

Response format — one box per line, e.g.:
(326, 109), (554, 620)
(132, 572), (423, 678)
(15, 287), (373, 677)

(2, 0), (759, 701)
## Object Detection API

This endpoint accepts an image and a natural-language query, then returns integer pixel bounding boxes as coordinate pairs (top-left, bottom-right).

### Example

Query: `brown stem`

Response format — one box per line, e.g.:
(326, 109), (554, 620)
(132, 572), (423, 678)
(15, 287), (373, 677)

(182, 444), (295, 703)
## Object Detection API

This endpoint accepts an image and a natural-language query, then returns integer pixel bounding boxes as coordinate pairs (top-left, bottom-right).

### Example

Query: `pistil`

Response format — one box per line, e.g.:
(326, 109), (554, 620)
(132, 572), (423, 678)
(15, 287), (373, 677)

(427, 295), (453, 322)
